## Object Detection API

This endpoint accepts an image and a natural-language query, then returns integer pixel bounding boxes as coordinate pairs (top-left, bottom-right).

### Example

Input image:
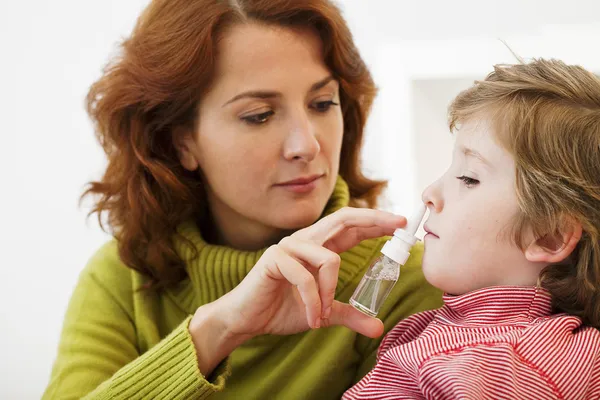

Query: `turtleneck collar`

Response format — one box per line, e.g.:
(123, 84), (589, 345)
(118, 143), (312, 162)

(438, 286), (553, 327)
(167, 176), (379, 313)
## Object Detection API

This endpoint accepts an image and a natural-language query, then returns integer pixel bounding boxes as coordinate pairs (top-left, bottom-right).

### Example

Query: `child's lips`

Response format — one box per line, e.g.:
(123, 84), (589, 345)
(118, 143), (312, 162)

(423, 224), (439, 238)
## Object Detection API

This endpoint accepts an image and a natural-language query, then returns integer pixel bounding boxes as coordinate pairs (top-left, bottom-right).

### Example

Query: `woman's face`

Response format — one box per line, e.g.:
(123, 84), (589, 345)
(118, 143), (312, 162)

(176, 23), (344, 248)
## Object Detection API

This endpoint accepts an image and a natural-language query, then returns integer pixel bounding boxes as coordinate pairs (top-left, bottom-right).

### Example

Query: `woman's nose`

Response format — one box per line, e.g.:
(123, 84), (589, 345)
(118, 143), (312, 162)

(282, 113), (320, 162)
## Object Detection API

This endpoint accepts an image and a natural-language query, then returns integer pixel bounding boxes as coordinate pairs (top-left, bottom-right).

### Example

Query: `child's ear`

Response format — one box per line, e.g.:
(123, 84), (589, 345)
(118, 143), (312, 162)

(525, 218), (582, 264)
(172, 127), (199, 172)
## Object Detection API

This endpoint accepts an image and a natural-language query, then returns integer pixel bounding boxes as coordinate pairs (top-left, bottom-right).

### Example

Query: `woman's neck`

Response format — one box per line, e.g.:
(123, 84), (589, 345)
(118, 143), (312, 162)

(200, 204), (292, 251)
(214, 220), (291, 251)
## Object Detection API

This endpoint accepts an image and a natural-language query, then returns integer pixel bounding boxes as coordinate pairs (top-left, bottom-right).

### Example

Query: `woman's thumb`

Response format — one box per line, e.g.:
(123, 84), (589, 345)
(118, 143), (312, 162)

(325, 301), (384, 338)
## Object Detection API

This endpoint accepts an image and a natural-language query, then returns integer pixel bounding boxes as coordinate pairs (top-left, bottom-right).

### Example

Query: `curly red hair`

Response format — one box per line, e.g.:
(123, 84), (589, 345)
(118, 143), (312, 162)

(83, 0), (385, 288)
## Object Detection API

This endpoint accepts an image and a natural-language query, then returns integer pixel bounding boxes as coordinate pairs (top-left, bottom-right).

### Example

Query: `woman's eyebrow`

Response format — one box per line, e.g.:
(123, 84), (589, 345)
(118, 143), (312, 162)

(222, 75), (336, 107)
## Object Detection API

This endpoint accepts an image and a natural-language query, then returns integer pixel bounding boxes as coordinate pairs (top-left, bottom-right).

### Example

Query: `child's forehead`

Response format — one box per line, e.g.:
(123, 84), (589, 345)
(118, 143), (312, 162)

(454, 118), (495, 148)
(454, 118), (514, 168)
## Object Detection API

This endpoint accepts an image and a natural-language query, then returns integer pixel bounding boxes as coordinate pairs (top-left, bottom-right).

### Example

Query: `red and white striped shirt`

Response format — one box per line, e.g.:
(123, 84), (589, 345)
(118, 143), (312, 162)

(344, 286), (600, 399)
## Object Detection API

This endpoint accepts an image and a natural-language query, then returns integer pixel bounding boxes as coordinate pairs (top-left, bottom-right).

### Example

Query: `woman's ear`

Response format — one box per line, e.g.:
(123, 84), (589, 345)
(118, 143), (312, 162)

(172, 127), (200, 171)
(525, 218), (582, 264)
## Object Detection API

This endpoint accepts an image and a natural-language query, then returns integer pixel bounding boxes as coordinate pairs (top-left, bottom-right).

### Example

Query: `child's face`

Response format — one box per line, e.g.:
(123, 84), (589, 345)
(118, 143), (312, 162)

(421, 118), (541, 295)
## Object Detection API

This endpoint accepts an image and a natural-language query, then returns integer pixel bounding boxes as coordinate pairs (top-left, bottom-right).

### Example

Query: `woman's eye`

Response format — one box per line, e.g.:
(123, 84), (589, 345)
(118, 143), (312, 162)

(456, 175), (480, 188)
(312, 100), (339, 113)
(241, 110), (274, 125)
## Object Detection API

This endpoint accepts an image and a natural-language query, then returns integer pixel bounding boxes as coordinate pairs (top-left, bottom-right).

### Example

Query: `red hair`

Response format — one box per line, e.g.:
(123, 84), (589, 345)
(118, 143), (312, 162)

(83, 0), (385, 288)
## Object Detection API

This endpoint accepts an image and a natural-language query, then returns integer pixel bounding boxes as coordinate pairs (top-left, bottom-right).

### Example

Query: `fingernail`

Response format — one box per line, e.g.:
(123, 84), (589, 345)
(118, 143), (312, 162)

(324, 306), (332, 320)
(314, 318), (321, 329)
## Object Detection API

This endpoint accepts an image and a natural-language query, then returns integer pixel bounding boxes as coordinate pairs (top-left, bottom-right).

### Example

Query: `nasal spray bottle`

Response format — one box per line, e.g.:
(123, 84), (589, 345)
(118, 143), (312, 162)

(350, 203), (427, 317)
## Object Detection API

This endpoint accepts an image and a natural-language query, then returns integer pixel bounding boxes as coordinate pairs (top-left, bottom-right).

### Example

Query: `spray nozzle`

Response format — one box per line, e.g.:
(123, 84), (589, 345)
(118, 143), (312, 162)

(396, 203), (427, 237)
(380, 203), (427, 265)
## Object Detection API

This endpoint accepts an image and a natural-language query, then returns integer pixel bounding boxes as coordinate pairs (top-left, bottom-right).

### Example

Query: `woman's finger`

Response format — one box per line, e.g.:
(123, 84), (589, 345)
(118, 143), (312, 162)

(262, 245), (322, 328)
(278, 236), (341, 320)
(323, 225), (403, 254)
(294, 207), (406, 246)
(325, 300), (384, 338)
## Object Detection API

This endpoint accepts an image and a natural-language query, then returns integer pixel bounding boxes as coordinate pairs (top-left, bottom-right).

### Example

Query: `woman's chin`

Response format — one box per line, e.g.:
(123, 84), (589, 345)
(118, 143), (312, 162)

(274, 206), (324, 231)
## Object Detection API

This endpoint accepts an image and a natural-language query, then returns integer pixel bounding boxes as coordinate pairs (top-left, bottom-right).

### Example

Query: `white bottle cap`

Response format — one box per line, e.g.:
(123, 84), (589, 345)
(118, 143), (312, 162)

(381, 203), (427, 265)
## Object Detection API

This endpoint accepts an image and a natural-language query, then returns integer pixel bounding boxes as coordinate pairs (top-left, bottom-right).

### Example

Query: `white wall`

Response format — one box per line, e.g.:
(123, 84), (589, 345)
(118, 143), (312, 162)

(340, 0), (600, 215)
(0, 1), (149, 397)
(1, 1), (600, 397)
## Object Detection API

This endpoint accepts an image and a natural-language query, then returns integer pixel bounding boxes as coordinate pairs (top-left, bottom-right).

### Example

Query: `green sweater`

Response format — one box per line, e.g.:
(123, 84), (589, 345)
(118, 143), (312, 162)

(43, 178), (443, 399)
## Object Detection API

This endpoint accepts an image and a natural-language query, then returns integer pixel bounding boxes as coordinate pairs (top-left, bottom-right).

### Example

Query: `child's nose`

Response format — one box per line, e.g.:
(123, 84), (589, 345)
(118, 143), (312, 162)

(422, 178), (444, 213)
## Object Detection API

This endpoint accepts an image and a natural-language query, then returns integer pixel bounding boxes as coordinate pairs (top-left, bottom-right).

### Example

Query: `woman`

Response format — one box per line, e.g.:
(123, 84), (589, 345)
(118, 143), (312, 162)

(43, 0), (442, 398)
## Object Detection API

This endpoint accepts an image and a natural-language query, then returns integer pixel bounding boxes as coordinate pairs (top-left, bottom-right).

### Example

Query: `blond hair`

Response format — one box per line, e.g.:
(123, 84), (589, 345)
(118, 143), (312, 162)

(449, 59), (600, 328)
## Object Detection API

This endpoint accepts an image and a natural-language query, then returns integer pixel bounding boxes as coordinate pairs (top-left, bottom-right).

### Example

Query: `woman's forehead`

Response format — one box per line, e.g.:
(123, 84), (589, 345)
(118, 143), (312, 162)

(211, 23), (329, 90)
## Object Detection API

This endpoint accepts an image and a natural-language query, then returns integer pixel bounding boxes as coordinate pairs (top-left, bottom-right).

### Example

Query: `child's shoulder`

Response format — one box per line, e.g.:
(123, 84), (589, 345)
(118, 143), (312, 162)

(533, 313), (600, 337)
(520, 313), (600, 358)
(380, 309), (440, 353)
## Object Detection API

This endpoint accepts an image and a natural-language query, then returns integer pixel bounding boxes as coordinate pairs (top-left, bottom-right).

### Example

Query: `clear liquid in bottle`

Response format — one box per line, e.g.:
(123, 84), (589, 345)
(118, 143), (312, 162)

(349, 255), (400, 317)
(349, 203), (427, 317)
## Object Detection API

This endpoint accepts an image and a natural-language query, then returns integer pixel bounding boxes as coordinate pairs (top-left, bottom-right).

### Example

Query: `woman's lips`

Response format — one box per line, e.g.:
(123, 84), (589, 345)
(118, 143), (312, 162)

(274, 174), (324, 193)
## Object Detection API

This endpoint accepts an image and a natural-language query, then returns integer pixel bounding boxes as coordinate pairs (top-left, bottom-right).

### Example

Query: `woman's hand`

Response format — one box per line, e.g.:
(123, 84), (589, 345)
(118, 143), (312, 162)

(189, 207), (406, 375)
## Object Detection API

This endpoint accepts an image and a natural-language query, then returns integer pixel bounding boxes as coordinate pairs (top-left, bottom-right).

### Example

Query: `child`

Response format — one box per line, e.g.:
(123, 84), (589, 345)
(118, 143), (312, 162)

(344, 59), (600, 399)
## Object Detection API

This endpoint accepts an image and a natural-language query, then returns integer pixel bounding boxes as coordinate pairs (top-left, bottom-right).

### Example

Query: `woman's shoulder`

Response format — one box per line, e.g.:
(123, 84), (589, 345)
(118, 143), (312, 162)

(79, 240), (136, 303)
(85, 240), (130, 278)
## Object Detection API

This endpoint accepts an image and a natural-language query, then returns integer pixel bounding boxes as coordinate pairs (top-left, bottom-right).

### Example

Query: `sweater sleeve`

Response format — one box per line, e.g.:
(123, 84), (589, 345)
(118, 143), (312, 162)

(353, 242), (443, 383)
(43, 245), (229, 399)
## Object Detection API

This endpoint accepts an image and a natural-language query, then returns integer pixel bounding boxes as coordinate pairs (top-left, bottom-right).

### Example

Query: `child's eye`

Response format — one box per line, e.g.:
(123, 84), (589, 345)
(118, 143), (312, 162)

(456, 175), (480, 188)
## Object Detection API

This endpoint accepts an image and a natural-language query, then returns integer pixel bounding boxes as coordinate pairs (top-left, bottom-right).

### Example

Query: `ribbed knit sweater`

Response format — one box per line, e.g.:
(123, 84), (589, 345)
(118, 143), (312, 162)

(43, 177), (443, 399)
